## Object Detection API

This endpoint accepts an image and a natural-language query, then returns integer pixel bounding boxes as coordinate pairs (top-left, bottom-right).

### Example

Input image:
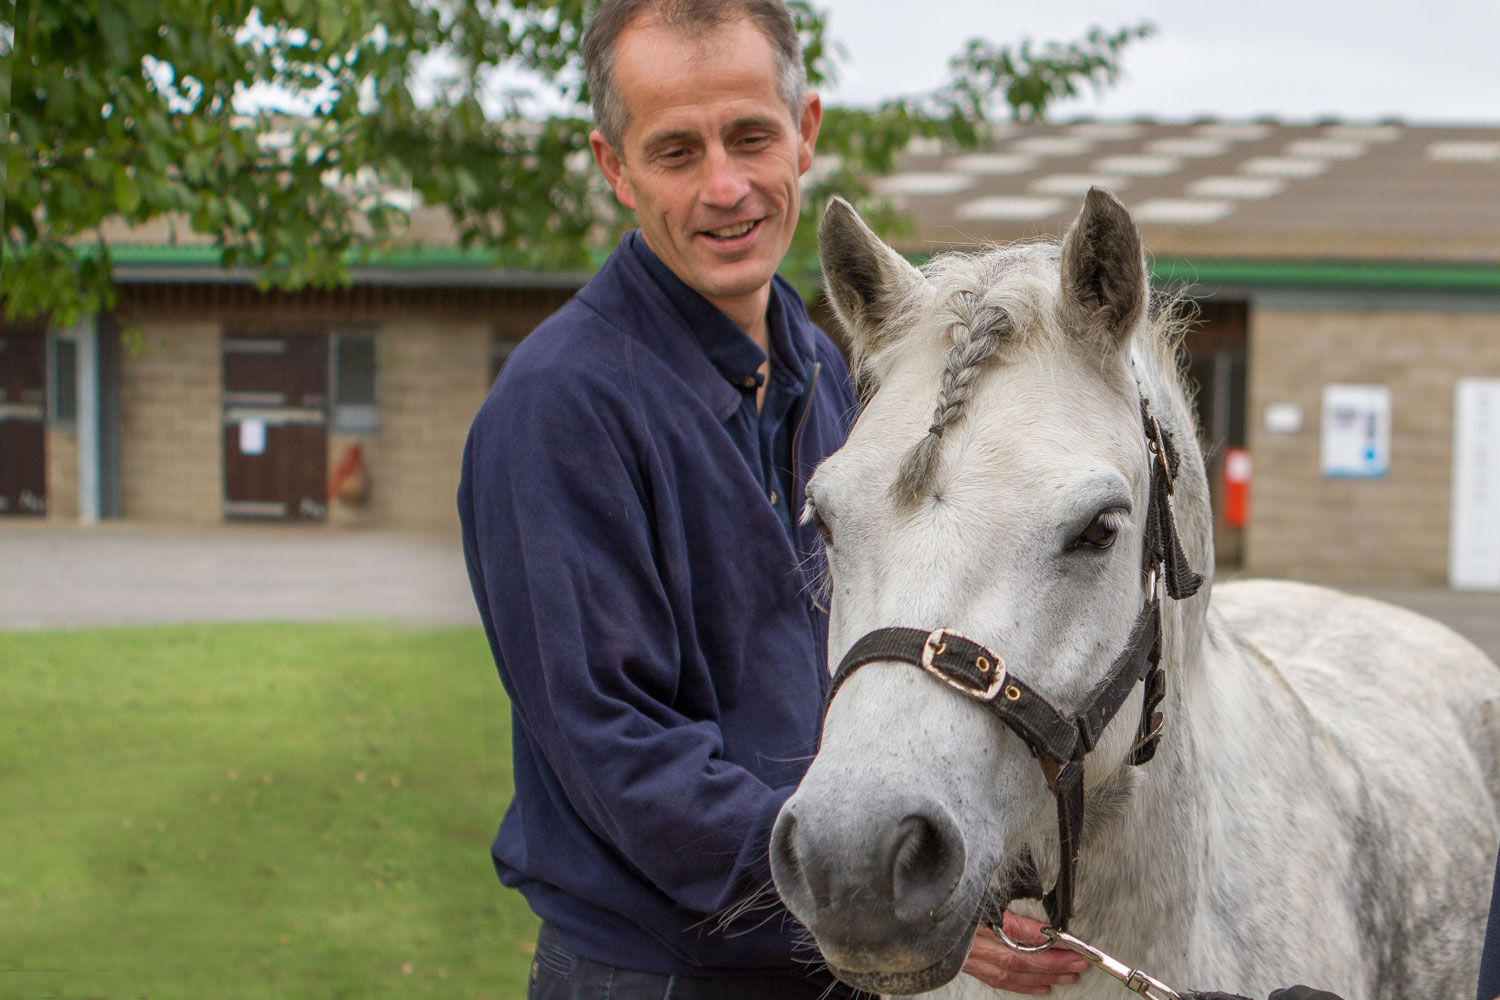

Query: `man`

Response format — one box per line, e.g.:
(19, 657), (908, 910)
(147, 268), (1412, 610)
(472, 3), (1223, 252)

(1481, 849), (1500, 1000)
(458, 1), (1085, 995)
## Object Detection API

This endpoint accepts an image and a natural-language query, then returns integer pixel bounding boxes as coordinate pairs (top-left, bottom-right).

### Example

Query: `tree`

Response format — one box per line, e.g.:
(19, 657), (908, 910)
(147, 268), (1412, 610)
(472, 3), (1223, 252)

(2, 0), (1150, 325)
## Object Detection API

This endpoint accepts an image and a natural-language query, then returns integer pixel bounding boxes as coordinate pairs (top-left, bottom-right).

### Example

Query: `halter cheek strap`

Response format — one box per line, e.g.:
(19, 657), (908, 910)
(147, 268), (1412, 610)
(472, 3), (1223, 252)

(820, 398), (1201, 932)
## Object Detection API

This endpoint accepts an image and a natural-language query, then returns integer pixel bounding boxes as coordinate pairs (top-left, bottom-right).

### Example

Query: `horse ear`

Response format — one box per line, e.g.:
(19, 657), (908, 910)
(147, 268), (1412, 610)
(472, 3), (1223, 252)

(819, 197), (925, 365)
(1060, 187), (1147, 350)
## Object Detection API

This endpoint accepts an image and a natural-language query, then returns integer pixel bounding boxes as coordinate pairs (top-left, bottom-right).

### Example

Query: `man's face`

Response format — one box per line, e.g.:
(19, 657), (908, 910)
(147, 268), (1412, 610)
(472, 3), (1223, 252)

(590, 17), (821, 330)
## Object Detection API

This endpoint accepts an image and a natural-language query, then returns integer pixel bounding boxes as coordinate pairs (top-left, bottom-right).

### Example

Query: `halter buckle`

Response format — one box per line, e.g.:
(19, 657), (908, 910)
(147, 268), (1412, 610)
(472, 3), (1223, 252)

(1146, 415), (1175, 497)
(920, 627), (1009, 701)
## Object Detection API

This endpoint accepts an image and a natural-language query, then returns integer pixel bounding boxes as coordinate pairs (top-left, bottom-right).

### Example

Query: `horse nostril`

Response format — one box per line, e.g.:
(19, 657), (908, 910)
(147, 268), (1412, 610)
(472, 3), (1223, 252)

(885, 811), (965, 922)
(770, 808), (819, 912)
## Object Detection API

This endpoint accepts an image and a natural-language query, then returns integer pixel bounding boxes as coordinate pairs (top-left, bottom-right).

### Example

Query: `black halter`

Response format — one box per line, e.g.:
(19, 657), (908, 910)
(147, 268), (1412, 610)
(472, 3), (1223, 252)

(823, 398), (1203, 932)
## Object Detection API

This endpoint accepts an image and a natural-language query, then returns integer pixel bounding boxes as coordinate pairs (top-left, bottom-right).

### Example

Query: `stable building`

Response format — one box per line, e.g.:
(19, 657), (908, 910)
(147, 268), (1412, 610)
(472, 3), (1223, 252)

(1, 241), (580, 533)
(4, 119), (1500, 588)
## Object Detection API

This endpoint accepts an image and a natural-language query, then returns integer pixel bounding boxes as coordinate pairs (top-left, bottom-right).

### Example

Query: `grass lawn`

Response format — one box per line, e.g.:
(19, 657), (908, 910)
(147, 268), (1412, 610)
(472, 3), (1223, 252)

(0, 623), (539, 999)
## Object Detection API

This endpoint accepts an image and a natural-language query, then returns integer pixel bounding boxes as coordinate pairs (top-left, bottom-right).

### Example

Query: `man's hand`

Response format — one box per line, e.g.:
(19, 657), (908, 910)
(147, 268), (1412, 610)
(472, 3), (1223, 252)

(962, 912), (1089, 995)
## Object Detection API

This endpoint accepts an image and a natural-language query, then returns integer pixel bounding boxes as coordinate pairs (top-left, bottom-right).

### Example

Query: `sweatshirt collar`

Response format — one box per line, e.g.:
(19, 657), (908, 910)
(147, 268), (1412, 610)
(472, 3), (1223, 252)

(625, 231), (812, 405)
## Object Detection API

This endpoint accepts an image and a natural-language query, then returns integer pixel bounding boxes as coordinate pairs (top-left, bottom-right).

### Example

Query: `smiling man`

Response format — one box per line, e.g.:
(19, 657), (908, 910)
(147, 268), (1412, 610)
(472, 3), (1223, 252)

(457, 1), (1083, 997)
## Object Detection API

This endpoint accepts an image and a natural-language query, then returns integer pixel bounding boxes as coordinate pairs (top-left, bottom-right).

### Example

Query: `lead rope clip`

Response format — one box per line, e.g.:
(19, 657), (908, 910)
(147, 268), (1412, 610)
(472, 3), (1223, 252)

(995, 921), (1181, 1000)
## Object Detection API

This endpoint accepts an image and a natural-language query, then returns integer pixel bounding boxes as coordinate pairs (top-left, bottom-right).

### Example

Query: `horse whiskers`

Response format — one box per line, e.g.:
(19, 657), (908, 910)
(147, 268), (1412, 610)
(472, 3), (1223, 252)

(794, 545), (834, 613)
(757, 749), (816, 765)
(699, 890), (854, 998)
(706, 879), (785, 937)
(788, 934), (848, 1000)
(789, 935), (829, 968)
(975, 889), (1010, 932)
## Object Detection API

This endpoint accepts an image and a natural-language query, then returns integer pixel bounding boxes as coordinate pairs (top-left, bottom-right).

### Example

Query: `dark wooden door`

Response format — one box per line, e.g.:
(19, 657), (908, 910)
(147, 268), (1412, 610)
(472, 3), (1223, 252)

(222, 334), (328, 521)
(0, 327), (47, 516)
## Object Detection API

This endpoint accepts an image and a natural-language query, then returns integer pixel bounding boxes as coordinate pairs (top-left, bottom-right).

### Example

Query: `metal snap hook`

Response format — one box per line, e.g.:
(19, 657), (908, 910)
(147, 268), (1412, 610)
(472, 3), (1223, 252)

(993, 917), (1054, 953)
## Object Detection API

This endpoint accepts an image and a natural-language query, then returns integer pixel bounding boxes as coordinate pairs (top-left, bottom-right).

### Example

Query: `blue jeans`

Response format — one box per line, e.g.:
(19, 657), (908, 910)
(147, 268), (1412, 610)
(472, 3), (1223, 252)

(528, 923), (866, 1000)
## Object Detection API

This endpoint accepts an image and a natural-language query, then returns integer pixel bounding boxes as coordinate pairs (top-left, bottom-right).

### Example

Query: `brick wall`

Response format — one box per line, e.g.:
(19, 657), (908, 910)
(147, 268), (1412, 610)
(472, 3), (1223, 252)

(118, 321), (223, 522)
(1245, 303), (1500, 585)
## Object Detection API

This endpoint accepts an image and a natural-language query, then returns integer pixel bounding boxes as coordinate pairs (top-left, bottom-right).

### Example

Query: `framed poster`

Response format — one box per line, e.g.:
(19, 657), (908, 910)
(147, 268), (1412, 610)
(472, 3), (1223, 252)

(1320, 384), (1390, 478)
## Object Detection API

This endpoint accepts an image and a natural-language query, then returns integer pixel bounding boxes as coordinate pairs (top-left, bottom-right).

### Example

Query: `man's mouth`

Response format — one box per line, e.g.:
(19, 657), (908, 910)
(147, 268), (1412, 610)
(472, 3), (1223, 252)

(704, 219), (759, 241)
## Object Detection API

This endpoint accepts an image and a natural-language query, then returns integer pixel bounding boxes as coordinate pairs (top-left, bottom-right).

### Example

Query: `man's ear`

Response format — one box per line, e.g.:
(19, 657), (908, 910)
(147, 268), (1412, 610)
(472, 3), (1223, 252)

(797, 93), (823, 175)
(590, 130), (637, 211)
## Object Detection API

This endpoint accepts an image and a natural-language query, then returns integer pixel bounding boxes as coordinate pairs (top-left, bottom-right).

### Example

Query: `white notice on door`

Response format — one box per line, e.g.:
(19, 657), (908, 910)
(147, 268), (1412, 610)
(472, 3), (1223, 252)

(1451, 379), (1500, 590)
(239, 418), (267, 456)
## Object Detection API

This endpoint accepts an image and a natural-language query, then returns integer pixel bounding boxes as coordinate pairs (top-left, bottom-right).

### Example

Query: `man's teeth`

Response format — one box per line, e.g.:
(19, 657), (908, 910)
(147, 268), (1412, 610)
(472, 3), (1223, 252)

(708, 222), (755, 239)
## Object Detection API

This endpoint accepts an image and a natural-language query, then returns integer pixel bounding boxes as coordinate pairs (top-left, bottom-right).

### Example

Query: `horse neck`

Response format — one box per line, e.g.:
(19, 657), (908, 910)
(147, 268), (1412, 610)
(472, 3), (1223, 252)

(1068, 606), (1214, 962)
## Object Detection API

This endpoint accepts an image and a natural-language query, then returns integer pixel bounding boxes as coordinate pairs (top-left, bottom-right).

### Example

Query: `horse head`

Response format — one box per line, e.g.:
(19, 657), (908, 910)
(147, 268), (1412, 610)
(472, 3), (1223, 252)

(771, 189), (1214, 994)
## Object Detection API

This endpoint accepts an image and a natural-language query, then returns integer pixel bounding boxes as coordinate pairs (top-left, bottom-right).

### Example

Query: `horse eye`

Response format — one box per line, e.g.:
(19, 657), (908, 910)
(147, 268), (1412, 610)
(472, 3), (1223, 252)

(803, 501), (834, 545)
(1078, 511), (1121, 550)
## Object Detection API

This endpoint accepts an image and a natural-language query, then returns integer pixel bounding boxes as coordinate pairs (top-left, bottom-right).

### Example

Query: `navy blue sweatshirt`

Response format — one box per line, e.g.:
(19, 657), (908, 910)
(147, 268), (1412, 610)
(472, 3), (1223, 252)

(1480, 848), (1500, 1000)
(458, 232), (858, 977)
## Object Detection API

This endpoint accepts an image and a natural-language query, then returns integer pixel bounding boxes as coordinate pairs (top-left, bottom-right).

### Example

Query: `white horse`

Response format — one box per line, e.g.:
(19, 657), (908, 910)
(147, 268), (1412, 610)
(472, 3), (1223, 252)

(770, 189), (1500, 1000)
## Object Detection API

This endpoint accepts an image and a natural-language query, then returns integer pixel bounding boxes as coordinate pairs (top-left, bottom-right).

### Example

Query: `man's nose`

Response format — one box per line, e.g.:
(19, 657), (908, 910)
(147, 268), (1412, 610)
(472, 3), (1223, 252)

(701, 146), (751, 207)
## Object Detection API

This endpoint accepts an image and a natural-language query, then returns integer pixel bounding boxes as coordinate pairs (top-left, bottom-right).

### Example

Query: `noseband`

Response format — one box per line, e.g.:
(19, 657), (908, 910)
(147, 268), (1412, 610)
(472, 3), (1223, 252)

(823, 398), (1203, 932)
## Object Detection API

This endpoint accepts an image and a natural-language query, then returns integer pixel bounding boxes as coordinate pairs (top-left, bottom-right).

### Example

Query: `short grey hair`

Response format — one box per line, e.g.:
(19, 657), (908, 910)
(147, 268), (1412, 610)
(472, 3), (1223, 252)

(582, 0), (808, 153)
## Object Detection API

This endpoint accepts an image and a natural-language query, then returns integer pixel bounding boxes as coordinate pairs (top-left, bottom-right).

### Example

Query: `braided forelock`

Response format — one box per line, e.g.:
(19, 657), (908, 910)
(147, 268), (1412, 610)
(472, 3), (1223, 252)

(891, 291), (1014, 505)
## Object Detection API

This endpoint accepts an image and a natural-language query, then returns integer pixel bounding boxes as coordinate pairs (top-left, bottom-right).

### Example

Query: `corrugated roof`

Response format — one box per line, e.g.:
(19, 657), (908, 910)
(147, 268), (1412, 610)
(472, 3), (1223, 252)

(95, 120), (1500, 289)
(877, 120), (1500, 268)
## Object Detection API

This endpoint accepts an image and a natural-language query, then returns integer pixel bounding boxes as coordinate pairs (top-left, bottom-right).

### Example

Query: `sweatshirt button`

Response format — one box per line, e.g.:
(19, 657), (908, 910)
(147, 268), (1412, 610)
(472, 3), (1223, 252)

(741, 376), (757, 389)
(769, 490), (779, 505)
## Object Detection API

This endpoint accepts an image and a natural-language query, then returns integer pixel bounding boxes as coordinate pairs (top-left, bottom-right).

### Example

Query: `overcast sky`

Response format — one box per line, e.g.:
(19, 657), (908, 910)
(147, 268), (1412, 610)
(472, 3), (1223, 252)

(814, 0), (1500, 125)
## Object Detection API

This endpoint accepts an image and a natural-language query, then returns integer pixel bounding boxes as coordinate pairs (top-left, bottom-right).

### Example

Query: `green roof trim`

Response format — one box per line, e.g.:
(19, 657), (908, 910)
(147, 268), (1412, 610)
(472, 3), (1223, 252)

(109, 244), (226, 267)
(105, 242), (612, 275)
(1148, 258), (1500, 293)
(104, 243), (1500, 294)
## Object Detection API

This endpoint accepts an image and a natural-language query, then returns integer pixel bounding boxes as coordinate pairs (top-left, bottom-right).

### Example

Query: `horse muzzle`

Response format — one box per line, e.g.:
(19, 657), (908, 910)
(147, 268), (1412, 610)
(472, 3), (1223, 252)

(770, 791), (983, 990)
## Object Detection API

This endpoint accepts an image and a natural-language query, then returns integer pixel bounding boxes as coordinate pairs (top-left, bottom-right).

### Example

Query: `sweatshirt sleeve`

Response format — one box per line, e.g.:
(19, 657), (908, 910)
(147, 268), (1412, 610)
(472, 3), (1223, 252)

(1479, 847), (1500, 1000)
(461, 363), (793, 923)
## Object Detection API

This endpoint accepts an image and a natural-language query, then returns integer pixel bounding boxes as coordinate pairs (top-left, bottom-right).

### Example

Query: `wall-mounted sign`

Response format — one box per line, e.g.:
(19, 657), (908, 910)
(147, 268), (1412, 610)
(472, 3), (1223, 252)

(1263, 403), (1303, 435)
(1320, 384), (1390, 478)
(1450, 379), (1500, 590)
(239, 418), (267, 456)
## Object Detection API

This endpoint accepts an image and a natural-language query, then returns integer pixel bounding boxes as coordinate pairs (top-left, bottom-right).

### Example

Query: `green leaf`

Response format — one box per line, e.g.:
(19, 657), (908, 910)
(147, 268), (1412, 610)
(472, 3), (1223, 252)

(114, 170), (141, 214)
(223, 196), (253, 230)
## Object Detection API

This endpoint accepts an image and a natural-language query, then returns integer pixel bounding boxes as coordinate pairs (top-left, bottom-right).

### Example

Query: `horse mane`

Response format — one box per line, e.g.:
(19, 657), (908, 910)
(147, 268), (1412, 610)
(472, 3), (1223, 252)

(885, 240), (1198, 506)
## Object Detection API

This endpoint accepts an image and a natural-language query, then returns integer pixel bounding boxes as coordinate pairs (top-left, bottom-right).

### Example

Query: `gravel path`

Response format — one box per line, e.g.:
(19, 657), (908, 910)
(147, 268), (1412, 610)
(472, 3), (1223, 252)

(0, 522), (480, 630)
(4, 523), (1499, 666)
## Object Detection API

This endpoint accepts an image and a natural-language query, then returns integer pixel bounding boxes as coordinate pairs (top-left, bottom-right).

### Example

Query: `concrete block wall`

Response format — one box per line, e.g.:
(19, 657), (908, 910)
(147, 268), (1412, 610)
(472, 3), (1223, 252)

(348, 320), (493, 534)
(1245, 303), (1500, 586)
(118, 321), (223, 522)
(46, 429), (79, 521)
